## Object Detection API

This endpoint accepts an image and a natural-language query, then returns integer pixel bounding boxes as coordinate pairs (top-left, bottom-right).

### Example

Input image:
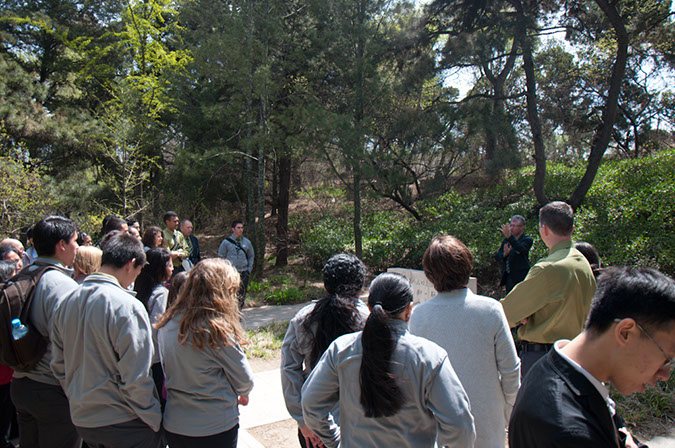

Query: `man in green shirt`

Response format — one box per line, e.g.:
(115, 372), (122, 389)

(500, 201), (596, 377)
(162, 211), (189, 274)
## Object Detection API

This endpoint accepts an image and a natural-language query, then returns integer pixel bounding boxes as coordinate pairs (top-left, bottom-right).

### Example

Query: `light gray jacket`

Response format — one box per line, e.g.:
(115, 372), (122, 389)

(302, 319), (476, 448)
(50, 273), (161, 431)
(409, 289), (521, 448)
(159, 315), (254, 437)
(281, 300), (369, 428)
(217, 234), (254, 272)
(147, 285), (168, 364)
(14, 257), (77, 384)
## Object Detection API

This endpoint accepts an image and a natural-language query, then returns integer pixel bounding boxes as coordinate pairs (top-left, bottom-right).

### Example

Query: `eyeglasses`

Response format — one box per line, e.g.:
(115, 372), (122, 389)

(631, 321), (675, 371)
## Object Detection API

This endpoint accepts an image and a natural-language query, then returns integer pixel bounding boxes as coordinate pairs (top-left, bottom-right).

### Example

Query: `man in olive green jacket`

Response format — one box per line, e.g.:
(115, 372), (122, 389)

(500, 201), (596, 377)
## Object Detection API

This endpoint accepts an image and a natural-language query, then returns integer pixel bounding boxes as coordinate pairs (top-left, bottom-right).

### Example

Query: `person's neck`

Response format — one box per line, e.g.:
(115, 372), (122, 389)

(559, 333), (611, 383)
(98, 265), (129, 288)
(546, 235), (571, 251)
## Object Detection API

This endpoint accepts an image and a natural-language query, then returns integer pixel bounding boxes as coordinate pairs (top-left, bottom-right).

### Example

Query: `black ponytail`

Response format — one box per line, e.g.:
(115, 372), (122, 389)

(359, 272), (413, 418)
(304, 254), (367, 369)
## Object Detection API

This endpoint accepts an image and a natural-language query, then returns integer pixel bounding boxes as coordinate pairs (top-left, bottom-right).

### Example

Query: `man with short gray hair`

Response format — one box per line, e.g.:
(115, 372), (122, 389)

(495, 215), (533, 293)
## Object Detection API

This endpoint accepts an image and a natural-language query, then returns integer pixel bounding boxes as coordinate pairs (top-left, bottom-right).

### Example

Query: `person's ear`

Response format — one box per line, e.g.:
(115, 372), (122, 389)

(614, 318), (637, 346)
(402, 302), (413, 322)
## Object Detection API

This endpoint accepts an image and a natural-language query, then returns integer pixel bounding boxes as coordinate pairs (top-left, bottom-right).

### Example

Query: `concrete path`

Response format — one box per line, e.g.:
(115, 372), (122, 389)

(242, 301), (311, 330)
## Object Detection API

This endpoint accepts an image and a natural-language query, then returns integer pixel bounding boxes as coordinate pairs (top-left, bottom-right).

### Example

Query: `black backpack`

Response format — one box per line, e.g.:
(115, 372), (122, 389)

(0, 263), (63, 371)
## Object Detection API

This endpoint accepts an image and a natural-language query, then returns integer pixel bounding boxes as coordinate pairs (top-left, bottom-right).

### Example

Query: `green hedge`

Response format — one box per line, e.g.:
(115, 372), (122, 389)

(298, 149), (675, 286)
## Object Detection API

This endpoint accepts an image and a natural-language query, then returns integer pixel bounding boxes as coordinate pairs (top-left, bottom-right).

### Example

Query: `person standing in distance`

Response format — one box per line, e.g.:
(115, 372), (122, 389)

(218, 221), (254, 309)
(162, 211), (189, 276)
(494, 215), (533, 293)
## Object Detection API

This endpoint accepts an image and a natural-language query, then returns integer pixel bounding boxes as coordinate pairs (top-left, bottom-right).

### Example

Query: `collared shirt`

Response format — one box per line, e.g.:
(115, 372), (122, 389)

(554, 340), (615, 416)
(50, 272), (161, 430)
(500, 240), (596, 343)
(301, 319), (476, 448)
(163, 228), (189, 267)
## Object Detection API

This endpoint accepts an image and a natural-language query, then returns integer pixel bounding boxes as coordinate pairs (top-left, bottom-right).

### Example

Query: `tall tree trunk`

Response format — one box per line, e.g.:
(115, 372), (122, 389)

(353, 160), (363, 258)
(275, 153), (291, 267)
(567, 0), (628, 210)
(512, 0), (548, 206)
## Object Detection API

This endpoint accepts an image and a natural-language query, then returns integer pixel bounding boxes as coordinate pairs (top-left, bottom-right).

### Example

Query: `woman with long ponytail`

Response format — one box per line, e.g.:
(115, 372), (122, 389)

(302, 273), (476, 448)
(281, 254), (368, 448)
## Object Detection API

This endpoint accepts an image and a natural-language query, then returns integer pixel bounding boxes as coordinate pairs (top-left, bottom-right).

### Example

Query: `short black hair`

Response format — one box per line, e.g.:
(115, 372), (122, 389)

(231, 220), (243, 229)
(102, 216), (127, 235)
(126, 217), (138, 227)
(163, 211), (178, 224)
(100, 231), (146, 269)
(586, 266), (675, 335)
(539, 201), (574, 236)
(33, 216), (78, 257)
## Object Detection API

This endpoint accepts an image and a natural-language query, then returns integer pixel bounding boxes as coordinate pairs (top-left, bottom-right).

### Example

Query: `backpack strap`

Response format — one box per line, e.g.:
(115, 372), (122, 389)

(12, 262), (69, 325)
(226, 237), (244, 253)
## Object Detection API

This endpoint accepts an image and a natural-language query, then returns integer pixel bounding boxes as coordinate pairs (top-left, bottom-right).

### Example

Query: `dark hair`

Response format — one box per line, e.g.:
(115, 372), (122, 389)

(0, 260), (18, 282)
(0, 244), (20, 261)
(76, 232), (90, 246)
(134, 248), (171, 311)
(167, 270), (189, 308)
(231, 220), (243, 229)
(422, 235), (473, 292)
(360, 272), (413, 418)
(142, 226), (163, 248)
(33, 216), (78, 257)
(126, 217), (138, 227)
(101, 231), (146, 268)
(539, 201), (573, 236)
(102, 216), (127, 235)
(163, 211), (178, 224)
(586, 267), (675, 335)
(303, 254), (367, 368)
(575, 241), (603, 278)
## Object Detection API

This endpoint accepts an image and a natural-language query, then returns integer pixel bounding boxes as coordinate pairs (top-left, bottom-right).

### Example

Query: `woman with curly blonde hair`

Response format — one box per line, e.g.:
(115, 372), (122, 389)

(156, 258), (253, 448)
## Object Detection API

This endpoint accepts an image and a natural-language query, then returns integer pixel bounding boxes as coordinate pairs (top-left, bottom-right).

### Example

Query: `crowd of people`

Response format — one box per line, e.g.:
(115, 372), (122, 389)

(0, 200), (673, 448)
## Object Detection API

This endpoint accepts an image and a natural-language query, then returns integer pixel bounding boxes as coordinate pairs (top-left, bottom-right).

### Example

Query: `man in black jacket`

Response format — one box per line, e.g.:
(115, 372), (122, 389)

(495, 215), (533, 293)
(509, 266), (675, 448)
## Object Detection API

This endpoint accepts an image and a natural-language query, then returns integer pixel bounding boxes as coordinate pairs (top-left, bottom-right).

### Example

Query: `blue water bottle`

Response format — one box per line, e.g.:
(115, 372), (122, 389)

(11, 318), (28, 340)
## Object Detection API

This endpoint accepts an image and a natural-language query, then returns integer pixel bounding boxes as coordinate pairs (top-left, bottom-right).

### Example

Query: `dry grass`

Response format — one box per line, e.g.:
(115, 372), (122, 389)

(244, 321), (289, 359)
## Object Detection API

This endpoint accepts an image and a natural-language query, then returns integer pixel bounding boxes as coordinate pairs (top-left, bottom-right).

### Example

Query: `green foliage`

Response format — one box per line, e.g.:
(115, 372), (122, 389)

(0, 157), (60, 235)
(244, 321), (289, 359)
(248, 273), (319, 305)
(612, 373), (675, 438)
(299, 149), (675, 286)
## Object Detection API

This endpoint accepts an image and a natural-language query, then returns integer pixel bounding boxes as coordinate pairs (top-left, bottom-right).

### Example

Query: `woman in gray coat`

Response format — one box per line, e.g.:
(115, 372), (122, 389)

(281, 254), (368, 448)
(301, 272), (475, 448)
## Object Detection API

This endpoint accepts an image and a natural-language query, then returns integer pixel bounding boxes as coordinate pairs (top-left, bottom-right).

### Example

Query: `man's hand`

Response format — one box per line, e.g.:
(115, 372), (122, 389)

(618, 427), (639, 448)
(170, 251), (180, 260)
(503, 243), (512, 257)
(238, 395), (249, 406)
(300, 425), (325, 448)
(500, 223), (511, 238)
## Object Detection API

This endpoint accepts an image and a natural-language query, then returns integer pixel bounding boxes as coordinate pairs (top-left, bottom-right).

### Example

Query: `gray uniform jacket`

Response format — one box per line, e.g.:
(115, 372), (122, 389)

(147, 285), (168, 365)
(217, 234), (254, 272)
(159, 315), (254, 437)
(280, 300), (369, 428)
(50, 273), (161, 431)
(410, 289), (521, 448)
(301, 319), (476, 448)
(14, 257), (77, 384)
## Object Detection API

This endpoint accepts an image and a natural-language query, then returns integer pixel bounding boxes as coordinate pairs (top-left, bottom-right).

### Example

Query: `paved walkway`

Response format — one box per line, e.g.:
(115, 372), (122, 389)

(237, 302), (675, 448)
